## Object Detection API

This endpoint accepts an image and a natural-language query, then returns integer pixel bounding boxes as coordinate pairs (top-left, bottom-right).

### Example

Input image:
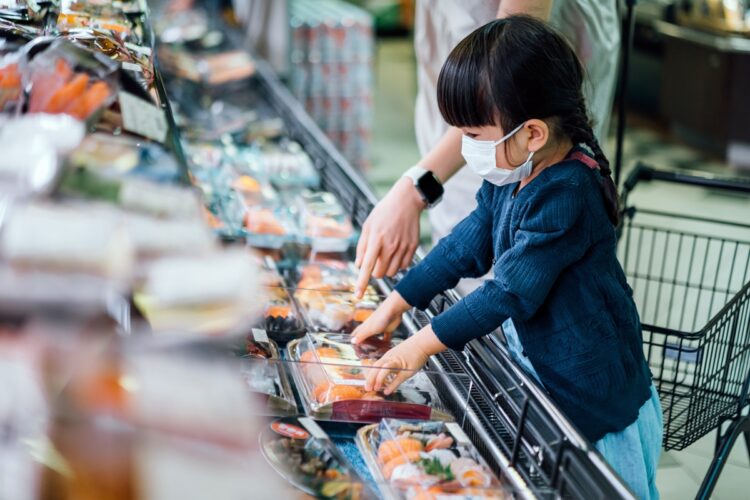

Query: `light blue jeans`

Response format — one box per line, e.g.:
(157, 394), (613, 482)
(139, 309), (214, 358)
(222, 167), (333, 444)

(503, 319), (663, 500)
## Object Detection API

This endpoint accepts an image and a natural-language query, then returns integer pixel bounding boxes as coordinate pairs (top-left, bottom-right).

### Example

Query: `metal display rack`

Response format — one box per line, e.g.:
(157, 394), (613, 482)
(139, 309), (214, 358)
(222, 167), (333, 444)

(247, 54), (635, 499)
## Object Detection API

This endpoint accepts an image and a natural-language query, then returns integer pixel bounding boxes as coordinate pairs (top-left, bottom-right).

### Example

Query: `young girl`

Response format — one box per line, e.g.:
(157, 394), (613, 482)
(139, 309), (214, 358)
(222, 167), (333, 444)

(352, 16), (662, 499)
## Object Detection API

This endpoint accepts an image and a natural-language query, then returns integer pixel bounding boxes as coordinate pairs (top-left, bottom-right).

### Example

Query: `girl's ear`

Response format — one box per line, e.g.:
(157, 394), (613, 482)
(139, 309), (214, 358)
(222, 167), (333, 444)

(523, 119), (550, 153)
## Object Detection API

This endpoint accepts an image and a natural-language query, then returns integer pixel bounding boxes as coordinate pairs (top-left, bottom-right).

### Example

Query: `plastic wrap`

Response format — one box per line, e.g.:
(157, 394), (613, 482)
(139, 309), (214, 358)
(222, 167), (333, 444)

(356, 419), (509, 499)
(299, 191), (356, 252)
(236, 329), (297, 415)
(287, 333), (454, 423)
(260, 416), (377, 499)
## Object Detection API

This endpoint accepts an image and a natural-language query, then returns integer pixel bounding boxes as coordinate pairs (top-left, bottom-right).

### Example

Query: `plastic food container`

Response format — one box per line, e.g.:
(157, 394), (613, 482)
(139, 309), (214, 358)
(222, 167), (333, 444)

(260, 416), (376, 499)
(260, 286), (306, 343)
(295, 288), (381, 333)
(243, 203), (297, 250)
(258, 143), (320, 189)
(287, 333), (453, 423)
(295, 260), (376, 294)
(298, 192), (356, 253)
(237, 329), (297, 416)
(356, 419), (508, 499)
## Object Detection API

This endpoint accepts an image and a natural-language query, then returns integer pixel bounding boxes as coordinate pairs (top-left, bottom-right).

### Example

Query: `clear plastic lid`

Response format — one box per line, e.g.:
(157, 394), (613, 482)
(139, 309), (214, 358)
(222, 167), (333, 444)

(235, 329), (297, 416)
(260, 416), (378, 499)
(298, 191), (356, 252)
(242, 203), (298, 250)
(295, 259), (374, 294)
(357, 419), (509, 499)
(294, 288), (381, 334)
(286, 333), (459, 423)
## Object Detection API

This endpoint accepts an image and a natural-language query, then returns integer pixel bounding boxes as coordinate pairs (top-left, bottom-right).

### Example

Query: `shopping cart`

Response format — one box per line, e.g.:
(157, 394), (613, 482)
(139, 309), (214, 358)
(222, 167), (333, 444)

(620, 163), (750, 500)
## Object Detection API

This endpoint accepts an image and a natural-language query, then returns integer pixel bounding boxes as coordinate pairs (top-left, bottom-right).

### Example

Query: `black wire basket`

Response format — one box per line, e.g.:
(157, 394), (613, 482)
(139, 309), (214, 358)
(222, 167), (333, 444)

(619, 202), (750, 451)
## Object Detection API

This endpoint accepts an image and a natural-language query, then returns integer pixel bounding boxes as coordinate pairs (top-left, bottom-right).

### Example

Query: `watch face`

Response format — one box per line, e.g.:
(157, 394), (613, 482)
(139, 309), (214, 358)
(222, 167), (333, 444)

(417, 172), (444, 205)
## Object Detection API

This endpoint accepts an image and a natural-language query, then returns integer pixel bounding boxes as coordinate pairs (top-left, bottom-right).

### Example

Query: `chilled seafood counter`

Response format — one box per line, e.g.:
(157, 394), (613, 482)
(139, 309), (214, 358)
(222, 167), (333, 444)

(0, 1), (633, 499)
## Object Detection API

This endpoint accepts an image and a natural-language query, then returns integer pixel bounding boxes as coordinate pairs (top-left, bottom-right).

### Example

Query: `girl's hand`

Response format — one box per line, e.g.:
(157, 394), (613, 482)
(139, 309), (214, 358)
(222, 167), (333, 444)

(364, 325), (447, 395)
(352, 291), (411, 344)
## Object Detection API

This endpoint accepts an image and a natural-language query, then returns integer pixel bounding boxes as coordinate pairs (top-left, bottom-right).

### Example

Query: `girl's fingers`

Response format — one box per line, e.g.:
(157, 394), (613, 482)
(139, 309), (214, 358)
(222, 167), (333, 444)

(372, 360), (395, 392)
(364, 358), (386, 391)
(384, 368), (412, 396)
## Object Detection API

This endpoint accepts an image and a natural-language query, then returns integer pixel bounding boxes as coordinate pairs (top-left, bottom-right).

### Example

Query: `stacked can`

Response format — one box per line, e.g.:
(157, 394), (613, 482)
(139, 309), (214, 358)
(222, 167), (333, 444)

(290, 0), (374, 170)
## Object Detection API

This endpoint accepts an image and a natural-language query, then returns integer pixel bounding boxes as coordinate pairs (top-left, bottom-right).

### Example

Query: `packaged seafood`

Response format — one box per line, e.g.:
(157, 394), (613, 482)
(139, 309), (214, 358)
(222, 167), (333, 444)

(236, 329), (297, 416)
(299, 191), (356, 252)
(243, 204), (297, 250)
(295, 259), (376, 294)
(295, 288), (381, 333)
(27, 40), (117, 121)
(258, 142), (320, 189)
(287, 333), (453, 423)
(261, 416), (376, 499)
(356, 419), (508, 499)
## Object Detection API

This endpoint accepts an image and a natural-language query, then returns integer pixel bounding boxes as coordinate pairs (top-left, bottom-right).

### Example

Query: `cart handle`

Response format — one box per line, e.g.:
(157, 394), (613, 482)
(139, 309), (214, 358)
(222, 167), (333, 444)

(622, 162), (750, 199)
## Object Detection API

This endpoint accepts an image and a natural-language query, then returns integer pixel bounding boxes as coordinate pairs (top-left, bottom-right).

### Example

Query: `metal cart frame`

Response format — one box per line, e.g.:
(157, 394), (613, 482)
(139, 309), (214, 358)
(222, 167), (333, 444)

(621, 163), (750, 500)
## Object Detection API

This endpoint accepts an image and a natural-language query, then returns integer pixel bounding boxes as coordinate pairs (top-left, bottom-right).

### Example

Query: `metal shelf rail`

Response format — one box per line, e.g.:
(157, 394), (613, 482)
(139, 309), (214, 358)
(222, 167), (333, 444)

(251, 57), (636, 500)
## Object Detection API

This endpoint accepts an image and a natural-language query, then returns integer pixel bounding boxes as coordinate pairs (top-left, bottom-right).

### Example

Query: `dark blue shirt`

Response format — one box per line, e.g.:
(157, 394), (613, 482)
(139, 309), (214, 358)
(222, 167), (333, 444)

(396, 152), (652, 442)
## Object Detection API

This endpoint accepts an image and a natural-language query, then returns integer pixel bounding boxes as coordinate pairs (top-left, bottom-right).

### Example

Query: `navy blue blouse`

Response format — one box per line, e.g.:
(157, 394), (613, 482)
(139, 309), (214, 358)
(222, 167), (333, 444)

(396, 151), (652, 442)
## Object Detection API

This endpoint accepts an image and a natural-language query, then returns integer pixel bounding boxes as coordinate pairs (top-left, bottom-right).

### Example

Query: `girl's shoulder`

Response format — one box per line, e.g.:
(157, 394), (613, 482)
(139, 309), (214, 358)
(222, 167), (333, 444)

(533, 155), (601, 195)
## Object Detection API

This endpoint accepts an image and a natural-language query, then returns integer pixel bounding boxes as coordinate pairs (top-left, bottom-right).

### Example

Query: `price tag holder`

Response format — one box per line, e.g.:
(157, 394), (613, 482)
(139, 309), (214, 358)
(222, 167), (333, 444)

(119, 91), (168, 143)
(446, 423), (471, 447)
(121, 61), (143, 73)
(298, 417), (328, 441)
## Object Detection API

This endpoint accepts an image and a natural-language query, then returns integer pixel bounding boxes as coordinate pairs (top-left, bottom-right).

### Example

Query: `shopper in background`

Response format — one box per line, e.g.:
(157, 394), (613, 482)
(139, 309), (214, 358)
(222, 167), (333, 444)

(353, 17), (661, 499)
(355, 0), (620, 295)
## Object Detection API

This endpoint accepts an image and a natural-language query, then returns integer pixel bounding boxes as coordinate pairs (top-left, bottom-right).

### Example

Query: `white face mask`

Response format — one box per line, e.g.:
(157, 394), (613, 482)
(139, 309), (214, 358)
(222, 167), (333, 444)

(461, 122), (534, 186)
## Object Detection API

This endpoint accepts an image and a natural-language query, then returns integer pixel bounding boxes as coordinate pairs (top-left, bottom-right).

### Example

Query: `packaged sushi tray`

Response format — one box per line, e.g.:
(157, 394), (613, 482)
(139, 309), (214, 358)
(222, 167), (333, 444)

(356, 419), (509, 499)
(294, 260), (382, 333)
(236, 328), (297, 416)
(260, 416), (377, 499)
(287, 333), (453, 423)
(298, 191), (357, 253)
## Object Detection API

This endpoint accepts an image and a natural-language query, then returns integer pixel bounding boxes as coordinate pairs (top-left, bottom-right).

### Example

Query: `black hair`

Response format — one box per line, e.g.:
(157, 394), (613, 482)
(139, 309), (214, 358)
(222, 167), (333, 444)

(437, 15), (619, 226)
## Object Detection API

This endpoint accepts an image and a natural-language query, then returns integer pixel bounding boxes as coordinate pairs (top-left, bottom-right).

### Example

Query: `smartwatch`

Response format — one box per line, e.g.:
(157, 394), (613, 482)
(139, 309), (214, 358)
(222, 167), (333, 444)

(402, 166), (444, 208)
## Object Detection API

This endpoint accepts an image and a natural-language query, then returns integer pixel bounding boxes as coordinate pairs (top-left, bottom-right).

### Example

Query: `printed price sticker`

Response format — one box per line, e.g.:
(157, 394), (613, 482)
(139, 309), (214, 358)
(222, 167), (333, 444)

(121, 61), (143, 73)
(446, 423), (471, 446)
(119, 91), (168, 143)
(251, 328), (269, 343)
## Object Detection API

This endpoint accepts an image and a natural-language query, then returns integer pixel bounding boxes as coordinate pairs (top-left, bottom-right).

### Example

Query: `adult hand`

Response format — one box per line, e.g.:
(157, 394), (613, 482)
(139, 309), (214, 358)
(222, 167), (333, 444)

(363, 325), (447, 395)
(354, 176), (423, 297)
(352, 291), (411, 345)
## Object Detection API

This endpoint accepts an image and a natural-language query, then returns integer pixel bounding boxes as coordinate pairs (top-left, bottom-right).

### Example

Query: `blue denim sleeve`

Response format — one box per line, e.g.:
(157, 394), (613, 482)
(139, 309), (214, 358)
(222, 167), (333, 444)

(395, 183), (495, 309)
(432, 181), (590, 350)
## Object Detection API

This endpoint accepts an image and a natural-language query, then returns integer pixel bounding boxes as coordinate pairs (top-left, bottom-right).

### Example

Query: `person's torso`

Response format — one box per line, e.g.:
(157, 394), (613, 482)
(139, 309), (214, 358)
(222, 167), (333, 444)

(483, 158), (652, 440)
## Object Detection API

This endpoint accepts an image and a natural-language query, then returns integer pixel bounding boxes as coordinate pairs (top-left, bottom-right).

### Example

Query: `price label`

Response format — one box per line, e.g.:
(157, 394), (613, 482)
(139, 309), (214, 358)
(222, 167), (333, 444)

(125, 42), (152, 56)
(119, 91), (168, 143)
(251, 328), (268, 343)
(121, 61), (143, 73)
(446, 423), (471, 446)
(298, 417), (327, 440)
